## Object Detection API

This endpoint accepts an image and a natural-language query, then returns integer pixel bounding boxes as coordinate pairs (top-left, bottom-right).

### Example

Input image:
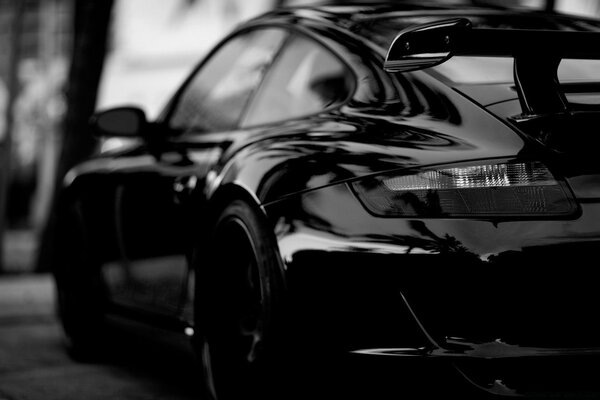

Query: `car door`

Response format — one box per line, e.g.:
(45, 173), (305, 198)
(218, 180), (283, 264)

(103, 27), (288, 319)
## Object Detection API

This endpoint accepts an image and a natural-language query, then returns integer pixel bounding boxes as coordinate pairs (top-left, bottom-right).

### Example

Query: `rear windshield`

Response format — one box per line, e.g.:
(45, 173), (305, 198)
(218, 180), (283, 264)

(358, 13), (600, 84)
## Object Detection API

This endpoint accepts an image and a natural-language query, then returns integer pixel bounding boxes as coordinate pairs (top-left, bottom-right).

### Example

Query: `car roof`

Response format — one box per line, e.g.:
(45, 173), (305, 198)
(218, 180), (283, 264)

(264, 2), (511, 23)
(251, 2), (600, 52)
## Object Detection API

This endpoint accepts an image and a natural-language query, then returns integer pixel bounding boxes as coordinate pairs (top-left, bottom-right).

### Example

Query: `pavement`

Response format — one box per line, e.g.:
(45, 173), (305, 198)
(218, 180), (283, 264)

(2, 230), (37, 274)
(0, 274), (54, 320)
(0, 274), (202, 400)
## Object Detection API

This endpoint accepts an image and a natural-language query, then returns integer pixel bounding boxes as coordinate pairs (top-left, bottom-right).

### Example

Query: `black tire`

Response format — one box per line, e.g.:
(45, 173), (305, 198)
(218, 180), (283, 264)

(54, 203), (107, 361)
(194, 199), (288, 400)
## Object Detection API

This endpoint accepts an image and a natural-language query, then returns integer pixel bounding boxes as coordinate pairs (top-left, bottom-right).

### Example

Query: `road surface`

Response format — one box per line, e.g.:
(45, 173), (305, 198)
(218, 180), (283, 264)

(0, 274), (201, 400)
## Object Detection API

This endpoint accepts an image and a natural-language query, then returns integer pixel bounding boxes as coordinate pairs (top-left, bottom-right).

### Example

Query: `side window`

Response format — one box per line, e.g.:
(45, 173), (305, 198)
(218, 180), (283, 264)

(168, 28), (287, 132)
(241, 34), (354, 127)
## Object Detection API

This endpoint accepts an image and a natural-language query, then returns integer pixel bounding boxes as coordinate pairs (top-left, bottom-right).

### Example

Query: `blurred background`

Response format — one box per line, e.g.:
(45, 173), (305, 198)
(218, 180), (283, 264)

(0, 0), (599, 275)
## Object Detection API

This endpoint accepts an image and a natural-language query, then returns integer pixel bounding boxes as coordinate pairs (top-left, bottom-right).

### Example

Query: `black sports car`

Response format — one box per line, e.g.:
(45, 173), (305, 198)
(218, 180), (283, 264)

(53, 3), (600, 399)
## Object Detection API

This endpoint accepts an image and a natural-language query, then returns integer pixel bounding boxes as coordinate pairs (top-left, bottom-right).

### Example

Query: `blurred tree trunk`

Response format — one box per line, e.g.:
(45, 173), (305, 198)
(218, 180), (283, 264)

(0, 0), (25, 273)
(36, 0), (114, 272)
(545, 0), (555, 12)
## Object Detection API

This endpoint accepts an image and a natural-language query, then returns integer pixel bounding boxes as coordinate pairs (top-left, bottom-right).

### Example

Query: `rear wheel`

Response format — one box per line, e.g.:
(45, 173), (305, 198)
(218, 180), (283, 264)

(194, 199), (287, 400)
(54, 204), (107, 361)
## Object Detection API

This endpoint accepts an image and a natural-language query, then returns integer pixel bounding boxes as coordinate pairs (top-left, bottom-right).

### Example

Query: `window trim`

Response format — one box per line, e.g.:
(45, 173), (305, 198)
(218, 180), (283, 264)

(158, 22), (359, 133)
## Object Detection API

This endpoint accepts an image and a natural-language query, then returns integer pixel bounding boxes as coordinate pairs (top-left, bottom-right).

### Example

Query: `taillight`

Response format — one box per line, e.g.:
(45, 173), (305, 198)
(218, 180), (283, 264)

(351, 161), (577, 218)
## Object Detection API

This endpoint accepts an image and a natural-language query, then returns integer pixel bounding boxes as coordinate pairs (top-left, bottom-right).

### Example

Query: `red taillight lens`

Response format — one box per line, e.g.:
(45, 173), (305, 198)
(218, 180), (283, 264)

(351, 161), (577, 218)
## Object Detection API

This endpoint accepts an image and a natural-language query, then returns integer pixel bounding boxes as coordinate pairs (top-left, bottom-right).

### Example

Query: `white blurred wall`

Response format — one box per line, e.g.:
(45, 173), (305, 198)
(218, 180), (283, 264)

(97, 0), (273, 119)
(557, 0), (600, 16)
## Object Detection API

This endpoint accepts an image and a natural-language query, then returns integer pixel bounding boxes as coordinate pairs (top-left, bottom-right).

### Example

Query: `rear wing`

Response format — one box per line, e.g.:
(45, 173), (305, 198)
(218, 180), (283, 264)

(384, 18), (600, 118)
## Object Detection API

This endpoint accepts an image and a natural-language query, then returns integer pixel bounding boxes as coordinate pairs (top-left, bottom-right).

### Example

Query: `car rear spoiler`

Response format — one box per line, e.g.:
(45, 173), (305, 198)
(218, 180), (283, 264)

(384, 18), (600, 118)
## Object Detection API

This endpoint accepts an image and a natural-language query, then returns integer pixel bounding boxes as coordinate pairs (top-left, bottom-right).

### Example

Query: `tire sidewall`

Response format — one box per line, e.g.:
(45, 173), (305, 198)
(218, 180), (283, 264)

(53, 202), (107, 360)
(194, 199), (286, 400)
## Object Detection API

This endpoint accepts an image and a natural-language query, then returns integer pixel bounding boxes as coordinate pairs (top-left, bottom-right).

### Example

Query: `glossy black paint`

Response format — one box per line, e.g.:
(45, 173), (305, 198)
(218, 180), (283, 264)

(55, 3), (600, 397)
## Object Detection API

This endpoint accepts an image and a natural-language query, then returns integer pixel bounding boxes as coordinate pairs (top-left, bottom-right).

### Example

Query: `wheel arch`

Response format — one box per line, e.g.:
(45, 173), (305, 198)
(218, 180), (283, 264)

(195, 181), (288, 286)
(205, 182), (263, 224)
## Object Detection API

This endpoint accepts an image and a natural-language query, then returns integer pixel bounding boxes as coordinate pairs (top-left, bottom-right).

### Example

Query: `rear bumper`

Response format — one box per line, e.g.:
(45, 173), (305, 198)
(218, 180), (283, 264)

(270, 222), (600, 351)
(265, 184), (600, 397)
(345, 351), (600, 399)
(352, 342), (600, 397)
(281, 247), (600, 397)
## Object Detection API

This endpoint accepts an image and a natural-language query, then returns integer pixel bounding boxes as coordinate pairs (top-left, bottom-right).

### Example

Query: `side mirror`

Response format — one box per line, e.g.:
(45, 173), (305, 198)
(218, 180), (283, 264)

(90, 107), (147, 137)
